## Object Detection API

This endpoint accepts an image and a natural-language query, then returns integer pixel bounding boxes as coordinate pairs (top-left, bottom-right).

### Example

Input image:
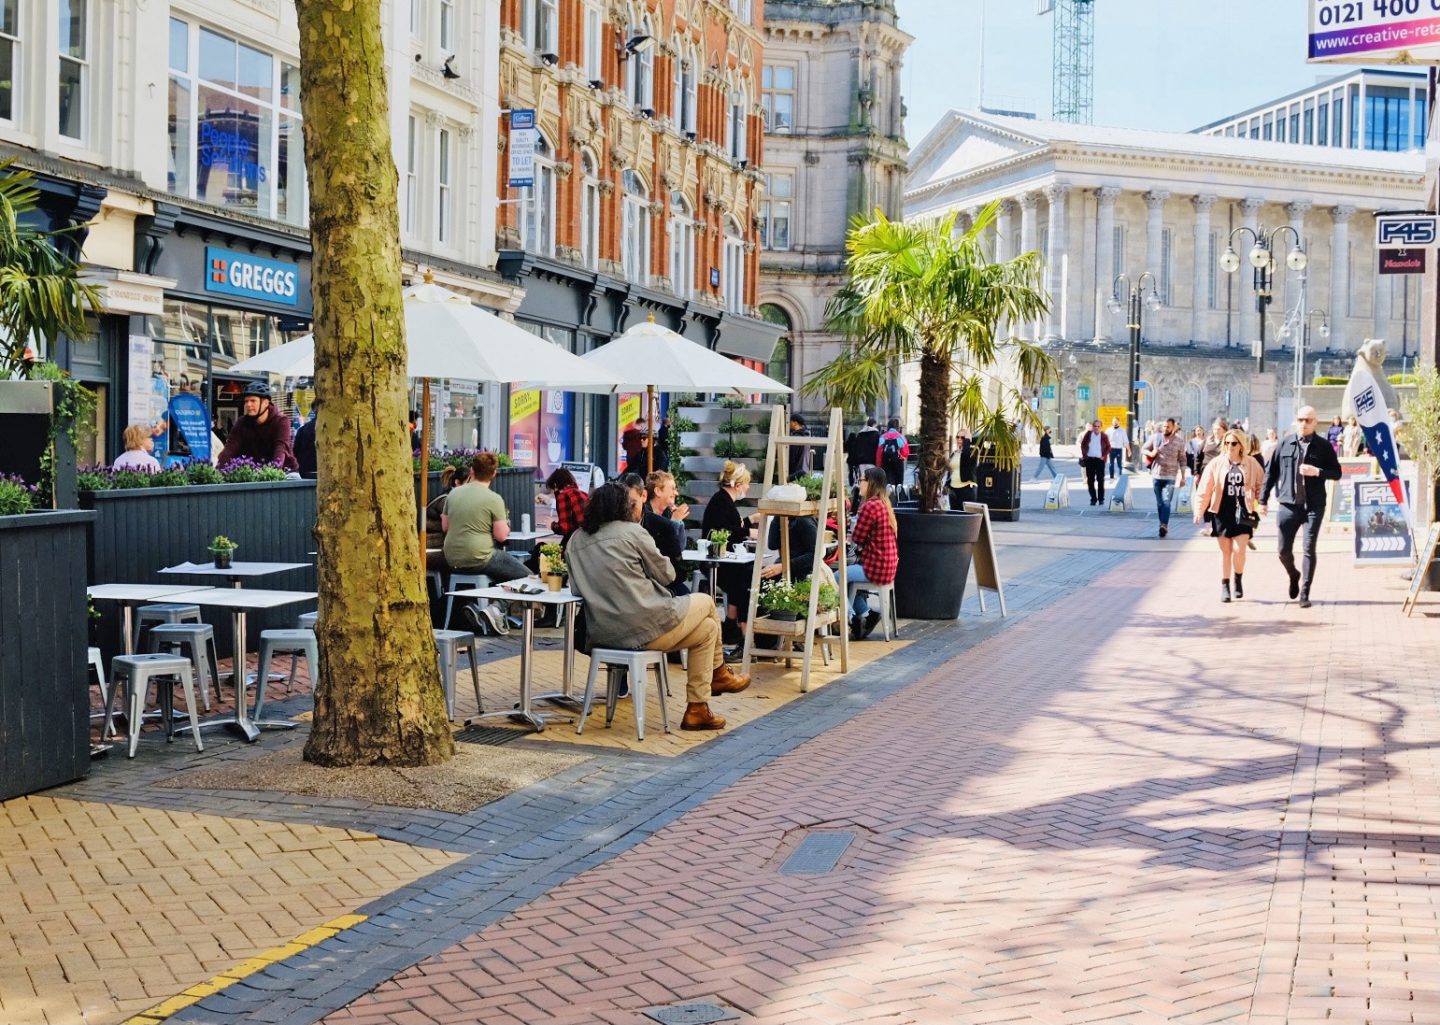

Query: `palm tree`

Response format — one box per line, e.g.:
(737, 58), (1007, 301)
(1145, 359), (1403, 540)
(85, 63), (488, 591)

(0, 162), (100, 378)
(806, 202), (1053, 513)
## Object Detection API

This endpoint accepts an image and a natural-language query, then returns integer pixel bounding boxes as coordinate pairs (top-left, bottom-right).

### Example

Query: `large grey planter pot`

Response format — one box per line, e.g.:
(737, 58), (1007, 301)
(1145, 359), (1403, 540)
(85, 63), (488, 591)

(893, 509), (982, 620)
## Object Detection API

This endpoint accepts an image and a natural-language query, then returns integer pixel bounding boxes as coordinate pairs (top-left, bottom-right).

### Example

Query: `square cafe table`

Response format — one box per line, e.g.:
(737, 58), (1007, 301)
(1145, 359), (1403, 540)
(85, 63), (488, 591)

(446, 580), (581, 732)
(164, 587), (318, 742)
(160, 561), (311, 684)
(680, 549), (757, 599)
(86, 584), (212, 655)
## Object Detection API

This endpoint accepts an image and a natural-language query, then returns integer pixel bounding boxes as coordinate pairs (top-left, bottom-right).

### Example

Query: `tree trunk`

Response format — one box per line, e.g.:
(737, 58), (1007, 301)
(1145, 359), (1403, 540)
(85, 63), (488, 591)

(917, 348), (950, 512)
(296, 0), (453, 766)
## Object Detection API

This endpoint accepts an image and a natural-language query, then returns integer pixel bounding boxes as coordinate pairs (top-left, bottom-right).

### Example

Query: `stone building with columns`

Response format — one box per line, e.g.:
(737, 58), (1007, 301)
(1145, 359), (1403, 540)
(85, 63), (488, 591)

(904, 110), (1426, 438)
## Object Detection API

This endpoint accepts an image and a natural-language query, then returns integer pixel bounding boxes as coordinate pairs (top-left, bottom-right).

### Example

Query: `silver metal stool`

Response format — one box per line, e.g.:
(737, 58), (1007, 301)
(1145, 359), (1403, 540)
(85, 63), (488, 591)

(443, 573), (491, 629)
(148, 622), (221, 711)
(133, 603), (202, 653)
(847, 581), (899, 641)
(253, 629), (318, 720)
(107, 653), (204, 758)
(432, 629), (483, 720)
(296, 611), (318, 630)
(578, 648), (672, 741)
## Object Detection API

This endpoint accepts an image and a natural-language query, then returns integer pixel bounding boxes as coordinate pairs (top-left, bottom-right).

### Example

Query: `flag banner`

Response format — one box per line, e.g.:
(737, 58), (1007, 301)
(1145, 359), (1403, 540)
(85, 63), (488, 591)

(1345, 356), (1410, 523)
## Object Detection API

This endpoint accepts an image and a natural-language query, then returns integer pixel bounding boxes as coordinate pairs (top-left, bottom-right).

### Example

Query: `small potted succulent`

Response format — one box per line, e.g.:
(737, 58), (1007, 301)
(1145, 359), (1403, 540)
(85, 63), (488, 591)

(208, 535), (239, 569)
(707, 528), (731, 554)
(538, 542), (567, 591)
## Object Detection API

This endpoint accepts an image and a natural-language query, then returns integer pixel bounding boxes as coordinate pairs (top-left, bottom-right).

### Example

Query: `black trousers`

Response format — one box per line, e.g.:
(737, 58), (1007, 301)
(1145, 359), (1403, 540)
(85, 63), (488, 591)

(1083, 457), (1106, 503)
(949, 486), (977, 511)
(1276, 502), (1325, 595)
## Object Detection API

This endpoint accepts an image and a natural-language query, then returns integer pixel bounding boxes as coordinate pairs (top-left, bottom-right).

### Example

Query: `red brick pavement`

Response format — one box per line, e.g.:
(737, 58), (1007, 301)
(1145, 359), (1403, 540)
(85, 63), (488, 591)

(325, 545), (1440, 1025)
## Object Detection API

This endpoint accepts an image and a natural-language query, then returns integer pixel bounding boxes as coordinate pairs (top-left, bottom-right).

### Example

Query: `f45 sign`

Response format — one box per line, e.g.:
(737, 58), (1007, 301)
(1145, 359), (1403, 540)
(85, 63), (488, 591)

(1375, 214), (1439, 249)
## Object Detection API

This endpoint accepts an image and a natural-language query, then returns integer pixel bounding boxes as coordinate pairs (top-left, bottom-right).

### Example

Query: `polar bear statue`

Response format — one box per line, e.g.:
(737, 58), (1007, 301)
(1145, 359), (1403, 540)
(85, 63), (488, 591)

(1340, 338), (1401, 421)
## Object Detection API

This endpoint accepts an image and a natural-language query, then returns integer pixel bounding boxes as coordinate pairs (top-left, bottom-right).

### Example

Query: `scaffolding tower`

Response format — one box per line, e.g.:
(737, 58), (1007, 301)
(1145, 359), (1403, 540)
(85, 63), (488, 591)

(1046, 0), (1095, 125)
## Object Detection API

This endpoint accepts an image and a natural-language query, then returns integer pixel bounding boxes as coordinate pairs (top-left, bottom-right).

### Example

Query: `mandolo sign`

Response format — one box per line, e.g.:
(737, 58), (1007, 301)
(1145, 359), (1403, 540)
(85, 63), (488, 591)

(1308, 1), (1440, 63)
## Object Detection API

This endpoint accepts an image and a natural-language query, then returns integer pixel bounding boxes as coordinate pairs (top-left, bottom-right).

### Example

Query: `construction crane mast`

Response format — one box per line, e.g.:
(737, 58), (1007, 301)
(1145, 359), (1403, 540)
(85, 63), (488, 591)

(1038, 0), (1095, 125)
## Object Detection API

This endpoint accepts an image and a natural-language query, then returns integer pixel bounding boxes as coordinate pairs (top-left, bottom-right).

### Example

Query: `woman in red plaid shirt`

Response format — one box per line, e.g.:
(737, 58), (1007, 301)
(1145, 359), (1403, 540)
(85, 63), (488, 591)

(848, 467), (899, 639)
(545, 467), (588, 547)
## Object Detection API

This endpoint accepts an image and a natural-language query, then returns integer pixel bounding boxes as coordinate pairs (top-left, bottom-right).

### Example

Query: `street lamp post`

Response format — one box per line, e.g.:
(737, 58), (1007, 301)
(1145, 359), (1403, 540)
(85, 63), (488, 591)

(1219, 225), (1307, 374)
(1106, 272), (1161, 471)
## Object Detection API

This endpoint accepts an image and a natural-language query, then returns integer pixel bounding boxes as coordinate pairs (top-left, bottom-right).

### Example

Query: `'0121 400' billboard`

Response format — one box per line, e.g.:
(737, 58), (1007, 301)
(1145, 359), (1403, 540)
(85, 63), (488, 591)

(1309, 0), (1440, 63)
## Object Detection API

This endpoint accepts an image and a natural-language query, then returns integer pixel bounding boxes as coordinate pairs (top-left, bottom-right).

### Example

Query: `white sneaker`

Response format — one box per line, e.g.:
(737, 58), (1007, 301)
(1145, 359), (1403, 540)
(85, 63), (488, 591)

(482, 605), (510, 635)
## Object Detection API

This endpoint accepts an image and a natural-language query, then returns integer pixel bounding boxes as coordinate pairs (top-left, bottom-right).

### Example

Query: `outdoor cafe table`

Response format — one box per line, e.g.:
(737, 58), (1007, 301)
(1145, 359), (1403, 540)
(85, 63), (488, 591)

(160, 561), (310, 683)
(86, 584), (213, 655)
(446, 580), (581, 733)
(163, 587), (317, 743)
(680, 549), (757, 599)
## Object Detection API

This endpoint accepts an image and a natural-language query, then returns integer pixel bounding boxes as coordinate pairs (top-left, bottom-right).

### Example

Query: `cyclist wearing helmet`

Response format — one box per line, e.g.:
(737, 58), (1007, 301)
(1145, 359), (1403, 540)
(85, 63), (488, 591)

(216, 381), (298, 471)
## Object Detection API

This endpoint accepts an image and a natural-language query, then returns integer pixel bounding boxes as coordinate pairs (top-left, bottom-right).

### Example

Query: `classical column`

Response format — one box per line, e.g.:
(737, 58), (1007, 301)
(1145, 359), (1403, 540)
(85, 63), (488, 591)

(1330, 205), (1355, 353)
(1286, 199), (1313, 322)
(994, 200), (1013, 263)
(1144, 190), (1168, 280)
(1192, 195), (1216, 343)
(1018, 192), (1040, 340)
(1044, 183), (1070, 342)
(1093, 187), (1120, 343)
(1238, 197), (1263, 350)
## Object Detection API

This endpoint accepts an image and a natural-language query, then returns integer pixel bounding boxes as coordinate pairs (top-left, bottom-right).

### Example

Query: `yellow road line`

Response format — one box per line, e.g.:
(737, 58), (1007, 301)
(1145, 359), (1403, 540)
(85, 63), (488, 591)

(123, 913), (367, 1024)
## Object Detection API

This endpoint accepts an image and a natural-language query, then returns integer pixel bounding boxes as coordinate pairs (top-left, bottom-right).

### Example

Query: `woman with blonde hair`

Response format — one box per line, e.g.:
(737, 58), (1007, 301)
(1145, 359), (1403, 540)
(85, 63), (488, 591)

(849, 466), (899, 639)
(701, 461), (756, 645)
(112, 424), (161, 472)
(1194, 428), (1264, 602)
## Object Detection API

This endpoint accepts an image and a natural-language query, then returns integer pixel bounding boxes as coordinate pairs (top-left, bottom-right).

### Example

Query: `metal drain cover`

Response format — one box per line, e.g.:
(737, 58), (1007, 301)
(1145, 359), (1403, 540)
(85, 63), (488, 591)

(642, 1003), (740, 1025)
(453, 724), (527, 747)
(780, 831), (856, 875)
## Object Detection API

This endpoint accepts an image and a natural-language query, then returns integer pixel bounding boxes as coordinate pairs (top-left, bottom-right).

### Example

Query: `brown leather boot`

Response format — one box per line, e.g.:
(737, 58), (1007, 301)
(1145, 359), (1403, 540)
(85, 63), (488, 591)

(710, 663), (752, 695)
(681, 702), (726, 731)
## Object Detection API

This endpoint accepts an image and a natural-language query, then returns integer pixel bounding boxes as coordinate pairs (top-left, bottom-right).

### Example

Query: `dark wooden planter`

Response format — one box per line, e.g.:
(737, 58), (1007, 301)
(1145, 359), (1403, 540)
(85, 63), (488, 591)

(82, 480), (317, 658)
(0, 510), (95, 800)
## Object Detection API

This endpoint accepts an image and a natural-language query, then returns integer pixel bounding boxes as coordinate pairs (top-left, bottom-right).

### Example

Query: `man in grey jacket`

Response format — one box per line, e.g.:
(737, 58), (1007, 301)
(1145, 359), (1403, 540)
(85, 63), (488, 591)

(567, 482), (751, 731)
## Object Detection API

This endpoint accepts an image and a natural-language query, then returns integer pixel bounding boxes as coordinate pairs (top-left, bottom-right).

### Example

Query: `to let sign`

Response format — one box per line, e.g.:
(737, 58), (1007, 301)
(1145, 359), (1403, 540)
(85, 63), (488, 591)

(508, 109), (536, 188)
(1379, 250), (1426, 275)
(1308, 1), (1440, 63)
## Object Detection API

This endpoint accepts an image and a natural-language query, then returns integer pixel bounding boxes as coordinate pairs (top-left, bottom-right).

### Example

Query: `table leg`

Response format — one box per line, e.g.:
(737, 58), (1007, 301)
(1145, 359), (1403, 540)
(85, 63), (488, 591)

(174, 609), (260, 743)
(534, 601), (582, 710)
(243, 607), (297, 732)
(121, 605), (136, 656)
(506, 606), (546, 731)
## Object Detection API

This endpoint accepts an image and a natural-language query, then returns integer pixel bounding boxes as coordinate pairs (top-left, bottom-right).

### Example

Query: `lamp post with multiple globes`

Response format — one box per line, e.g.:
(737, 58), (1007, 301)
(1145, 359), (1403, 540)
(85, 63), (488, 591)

(1106, 272), (1161, 471)
(1219, 226), (1308, 375)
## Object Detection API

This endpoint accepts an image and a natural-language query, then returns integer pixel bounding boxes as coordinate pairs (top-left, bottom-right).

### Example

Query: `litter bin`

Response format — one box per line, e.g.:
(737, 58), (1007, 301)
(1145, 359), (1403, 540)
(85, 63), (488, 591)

(975, 457), (1021, 522)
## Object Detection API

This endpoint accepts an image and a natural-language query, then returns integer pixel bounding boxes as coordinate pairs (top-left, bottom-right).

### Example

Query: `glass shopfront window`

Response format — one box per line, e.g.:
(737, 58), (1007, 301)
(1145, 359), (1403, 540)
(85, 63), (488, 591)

(168, 18), (306, 226)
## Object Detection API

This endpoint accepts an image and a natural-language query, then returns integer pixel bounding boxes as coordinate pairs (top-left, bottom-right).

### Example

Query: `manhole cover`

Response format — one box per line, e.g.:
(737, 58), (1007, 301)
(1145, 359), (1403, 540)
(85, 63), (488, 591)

(780, 831), (855, 875)
(453, 724), (527, 747)
(642, 1003), (741, 1025)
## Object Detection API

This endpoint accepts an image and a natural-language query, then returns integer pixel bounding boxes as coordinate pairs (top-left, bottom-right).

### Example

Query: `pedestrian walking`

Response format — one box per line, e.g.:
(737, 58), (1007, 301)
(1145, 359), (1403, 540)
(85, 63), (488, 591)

(1142, 417), (1186, 538)
(1078, 419), (1110, 506)
(1260, 427), (1280, 466)
(947, 428), (977, 510)
(1260, 406), (1342, 608)
(1185, 425), (1204, 478)
(1032, 425), (1057, 479)
(876, 419), (909, 490)
(1326, 415), (1344, 454)
(1341, 415), (1364, 458)
(849, 417), (880, 486)
(1106, 417), (1129, 479)
(1194, 429), (1264, 602)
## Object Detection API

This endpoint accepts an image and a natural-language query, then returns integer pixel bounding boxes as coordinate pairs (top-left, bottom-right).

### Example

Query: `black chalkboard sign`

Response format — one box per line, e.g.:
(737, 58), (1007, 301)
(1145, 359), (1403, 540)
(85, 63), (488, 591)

(1403, 522), (1440, 617)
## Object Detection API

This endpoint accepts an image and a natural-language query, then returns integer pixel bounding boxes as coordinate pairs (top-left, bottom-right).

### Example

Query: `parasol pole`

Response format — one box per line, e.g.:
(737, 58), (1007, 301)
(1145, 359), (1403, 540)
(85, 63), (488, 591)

(646, 384), (656, 474)
(419, 377), (431, 562)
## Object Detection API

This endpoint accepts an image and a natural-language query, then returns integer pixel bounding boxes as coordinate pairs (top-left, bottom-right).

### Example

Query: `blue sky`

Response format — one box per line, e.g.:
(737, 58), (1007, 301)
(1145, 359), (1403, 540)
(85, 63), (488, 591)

(902, 0), (1324, 146)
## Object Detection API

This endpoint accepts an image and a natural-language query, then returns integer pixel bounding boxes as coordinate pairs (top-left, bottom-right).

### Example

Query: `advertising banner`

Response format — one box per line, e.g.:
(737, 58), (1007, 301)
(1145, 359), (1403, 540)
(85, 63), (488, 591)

(168, 393), (212, 464)
(1327, 457), (1378, 530)
(508, 109), (536, 188)
(1353, 477), (1414, 564)
(1308, 1), (1440, 63)
(509, 387), (541, 467)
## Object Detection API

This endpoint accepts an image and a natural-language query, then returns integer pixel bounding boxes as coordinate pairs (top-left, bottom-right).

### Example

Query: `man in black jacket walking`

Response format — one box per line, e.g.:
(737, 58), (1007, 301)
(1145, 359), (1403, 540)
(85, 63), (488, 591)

(1260, 405), (1342, 608)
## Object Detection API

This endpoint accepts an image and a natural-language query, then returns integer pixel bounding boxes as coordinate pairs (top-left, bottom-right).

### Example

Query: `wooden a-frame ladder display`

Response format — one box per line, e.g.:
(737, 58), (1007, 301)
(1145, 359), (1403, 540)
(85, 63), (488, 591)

(740, 405), (849, 691)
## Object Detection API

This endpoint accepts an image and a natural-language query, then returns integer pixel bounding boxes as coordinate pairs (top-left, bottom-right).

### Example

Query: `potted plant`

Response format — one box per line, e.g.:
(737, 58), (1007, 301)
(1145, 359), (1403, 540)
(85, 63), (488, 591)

(757, 579), (809, 621)
(806, 203), (1052, 619)
(707, 528), (731, 553)
(538, 542), (567, 589)
(815, 581), (840, 614)
(792, 473), (824, 502)
(208, 535), (239, 569)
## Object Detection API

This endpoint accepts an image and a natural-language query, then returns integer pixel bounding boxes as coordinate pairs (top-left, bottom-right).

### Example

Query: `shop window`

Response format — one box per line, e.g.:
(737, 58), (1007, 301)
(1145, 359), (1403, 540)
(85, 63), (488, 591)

(58, 0), (86, 139)
(0, 0), (19, 123)
(169, 19), (307, 226)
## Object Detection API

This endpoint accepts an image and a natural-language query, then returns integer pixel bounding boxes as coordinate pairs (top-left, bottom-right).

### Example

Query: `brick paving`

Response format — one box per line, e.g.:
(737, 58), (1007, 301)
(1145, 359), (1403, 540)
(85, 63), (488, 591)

(317, 541), (1440, 1025)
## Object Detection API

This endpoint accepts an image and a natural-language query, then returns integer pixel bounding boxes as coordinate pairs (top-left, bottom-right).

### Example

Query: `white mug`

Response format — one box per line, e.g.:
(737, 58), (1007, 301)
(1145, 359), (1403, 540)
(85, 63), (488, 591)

(521, 513), (532, 533)
(695, 538), (711, 557)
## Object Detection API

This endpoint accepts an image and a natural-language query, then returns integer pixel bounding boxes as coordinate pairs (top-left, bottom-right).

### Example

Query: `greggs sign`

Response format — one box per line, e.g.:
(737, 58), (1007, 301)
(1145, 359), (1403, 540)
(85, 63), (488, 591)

(204, 246), (301, 306)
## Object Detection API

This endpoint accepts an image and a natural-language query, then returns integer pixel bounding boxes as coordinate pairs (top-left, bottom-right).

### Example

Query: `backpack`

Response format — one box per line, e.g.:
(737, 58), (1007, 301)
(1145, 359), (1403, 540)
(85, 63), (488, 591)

(881, 433), (903, 467)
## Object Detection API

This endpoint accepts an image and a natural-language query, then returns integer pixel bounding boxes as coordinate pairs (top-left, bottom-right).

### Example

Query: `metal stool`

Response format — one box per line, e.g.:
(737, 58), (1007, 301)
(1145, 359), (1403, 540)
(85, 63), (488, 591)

(253, 629), (318, 719)
(578, 648), (671, 741)
(296, 611), (318, 630)
(148, 622), (221, 711)
(133, 603), (202, 653)
(290, 612), (319, 690)
(433, 629), (483, 720)
(427, 570), (444, 600)
(443, 573), (491, 629)
(88, 646), (112, 736)
(847, 580), (899, 641)
(107, 654), (203, 758)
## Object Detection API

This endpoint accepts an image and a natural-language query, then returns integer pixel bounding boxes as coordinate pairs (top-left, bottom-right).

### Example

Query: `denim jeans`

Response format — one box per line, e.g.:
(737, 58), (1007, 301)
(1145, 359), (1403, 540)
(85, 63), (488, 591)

(1152, 478), (1175, 526)
(847, 563), (874, 616)
(1033, 457), (1057, 480)
(1108, 448), (1125, 477)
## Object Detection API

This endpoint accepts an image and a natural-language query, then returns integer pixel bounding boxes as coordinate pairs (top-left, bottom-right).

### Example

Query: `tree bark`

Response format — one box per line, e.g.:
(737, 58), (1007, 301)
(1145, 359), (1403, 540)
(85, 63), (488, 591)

(917, 349), (949, 512)
(296, 0), (454, 766)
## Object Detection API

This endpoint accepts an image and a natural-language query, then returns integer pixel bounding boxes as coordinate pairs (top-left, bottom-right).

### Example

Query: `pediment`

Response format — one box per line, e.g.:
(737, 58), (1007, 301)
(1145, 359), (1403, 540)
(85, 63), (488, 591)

(908, 113), (1046, 191)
